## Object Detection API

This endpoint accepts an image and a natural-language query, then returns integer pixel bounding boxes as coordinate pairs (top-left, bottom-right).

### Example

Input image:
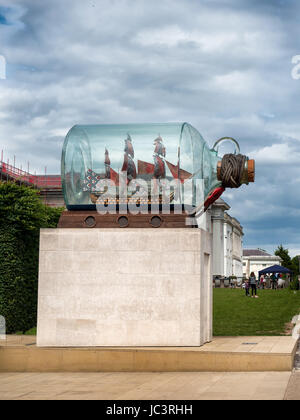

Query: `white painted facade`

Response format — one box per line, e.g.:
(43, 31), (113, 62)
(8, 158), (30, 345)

(242, 250), (282, 278)
(209, 199), (244, 281)
(224, 213), (243, 279)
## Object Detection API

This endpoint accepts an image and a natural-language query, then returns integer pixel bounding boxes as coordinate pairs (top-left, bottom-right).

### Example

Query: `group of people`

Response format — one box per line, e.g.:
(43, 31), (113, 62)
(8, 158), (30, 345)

(244, 272), (284, 297)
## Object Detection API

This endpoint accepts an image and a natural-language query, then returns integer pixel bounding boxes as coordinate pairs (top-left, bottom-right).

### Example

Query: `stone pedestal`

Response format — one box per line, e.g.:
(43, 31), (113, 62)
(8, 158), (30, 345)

(37, 228), (212, 347)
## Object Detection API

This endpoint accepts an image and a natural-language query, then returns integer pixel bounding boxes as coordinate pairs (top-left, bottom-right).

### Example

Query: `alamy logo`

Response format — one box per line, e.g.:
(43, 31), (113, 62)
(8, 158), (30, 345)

(0, 315), (6, 340)
(0, 55), (6, 79)
(291, 55), (300, 80)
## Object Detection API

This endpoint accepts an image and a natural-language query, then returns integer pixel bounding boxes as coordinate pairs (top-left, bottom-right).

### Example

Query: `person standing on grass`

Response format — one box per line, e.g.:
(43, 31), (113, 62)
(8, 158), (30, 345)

(245, 279), (250, 297)
(249, 272), (258, 298)
(271, 273), (277, 289)
(263, 275), (267, 289)
(259, 274), (265, 289)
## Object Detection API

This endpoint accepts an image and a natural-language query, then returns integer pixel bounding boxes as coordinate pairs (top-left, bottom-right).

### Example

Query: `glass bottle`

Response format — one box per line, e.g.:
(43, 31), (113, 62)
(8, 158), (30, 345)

(61, 123), (254, 211)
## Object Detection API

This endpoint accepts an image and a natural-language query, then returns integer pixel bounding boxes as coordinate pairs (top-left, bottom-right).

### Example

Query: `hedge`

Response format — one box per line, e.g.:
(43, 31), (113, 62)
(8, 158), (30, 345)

(0, 182), (63, 333)
(290, 277), (300, 291)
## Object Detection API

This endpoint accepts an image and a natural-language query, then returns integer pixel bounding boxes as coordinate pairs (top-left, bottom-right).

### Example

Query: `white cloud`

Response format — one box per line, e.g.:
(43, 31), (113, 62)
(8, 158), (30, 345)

(135, 25), (190, 47)
(289, 248), (300, 258)
(134, 25), (241, 51)
(214, 71), (259, 94)
(253, 143), (300, 164)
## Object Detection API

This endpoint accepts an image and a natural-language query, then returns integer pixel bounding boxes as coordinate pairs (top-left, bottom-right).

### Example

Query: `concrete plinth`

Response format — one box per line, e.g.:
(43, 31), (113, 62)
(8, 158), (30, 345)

(1, 336), (297, 372)
(37, 228), (212, 347)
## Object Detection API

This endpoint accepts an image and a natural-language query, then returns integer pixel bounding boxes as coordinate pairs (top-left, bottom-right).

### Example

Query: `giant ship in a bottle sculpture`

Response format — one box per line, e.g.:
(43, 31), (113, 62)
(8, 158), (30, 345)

(37, 123), (255, 348)
(59, 123), (255, 228)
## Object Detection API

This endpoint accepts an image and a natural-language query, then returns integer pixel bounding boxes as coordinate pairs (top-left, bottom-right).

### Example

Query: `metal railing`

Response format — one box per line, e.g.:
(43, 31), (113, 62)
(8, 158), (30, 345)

(0, 161), (61, 188)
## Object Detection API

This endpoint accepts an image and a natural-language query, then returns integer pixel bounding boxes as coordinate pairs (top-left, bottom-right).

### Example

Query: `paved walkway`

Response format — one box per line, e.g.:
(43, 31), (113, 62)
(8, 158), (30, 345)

(0, 335), (295, 353)
(284, 339), (300, 400)
(0, 371), (297, 400)
(285, 373), (300, 400)
(0, 337), (299, 399)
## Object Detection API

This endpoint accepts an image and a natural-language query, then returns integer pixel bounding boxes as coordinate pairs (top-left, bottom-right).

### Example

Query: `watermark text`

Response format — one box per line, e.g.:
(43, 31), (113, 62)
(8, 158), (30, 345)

(0, 55), (6, 80)
(0, 316), (6, 340)
(291, 55), (300, 80)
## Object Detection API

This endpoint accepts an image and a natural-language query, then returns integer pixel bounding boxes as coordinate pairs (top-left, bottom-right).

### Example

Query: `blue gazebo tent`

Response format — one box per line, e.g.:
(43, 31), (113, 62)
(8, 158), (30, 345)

(258, 264), (292, 278)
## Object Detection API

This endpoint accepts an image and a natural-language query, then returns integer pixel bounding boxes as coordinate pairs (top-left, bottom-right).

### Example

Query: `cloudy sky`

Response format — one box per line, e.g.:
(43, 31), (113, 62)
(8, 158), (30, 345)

(0, 0), (300, 254)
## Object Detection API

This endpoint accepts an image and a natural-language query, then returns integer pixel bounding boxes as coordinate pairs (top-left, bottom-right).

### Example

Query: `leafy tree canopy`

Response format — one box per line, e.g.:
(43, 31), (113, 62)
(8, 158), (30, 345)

(275, 244), (299, 276)
(0, 181), (63, 231)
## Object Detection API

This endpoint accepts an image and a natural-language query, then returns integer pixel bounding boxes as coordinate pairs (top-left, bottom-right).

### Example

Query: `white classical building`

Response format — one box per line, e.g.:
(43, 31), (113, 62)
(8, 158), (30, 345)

(242, 249), (282, 278)
(209, 199), (244, 281)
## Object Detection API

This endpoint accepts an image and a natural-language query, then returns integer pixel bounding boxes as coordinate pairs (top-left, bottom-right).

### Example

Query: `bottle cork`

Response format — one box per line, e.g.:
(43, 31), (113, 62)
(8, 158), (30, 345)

(217, 159), (255, 184)
(247, 159), (255, 183)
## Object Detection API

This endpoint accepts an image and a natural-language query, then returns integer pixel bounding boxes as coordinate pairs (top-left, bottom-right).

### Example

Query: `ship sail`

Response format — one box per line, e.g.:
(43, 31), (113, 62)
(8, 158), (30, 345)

(138, 160), (155, 175)
(121, 134), (136, 181)
(110, 168), (119, 185)
(105, 148), (111, 179)
(137, 136), (192, 183)
(153, 135), (166, 179)
(165, 161), (192, 183)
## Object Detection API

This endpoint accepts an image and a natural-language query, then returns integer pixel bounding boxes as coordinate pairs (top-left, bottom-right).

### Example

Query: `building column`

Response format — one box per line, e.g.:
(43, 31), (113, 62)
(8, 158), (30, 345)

(212, 216), (224, 276)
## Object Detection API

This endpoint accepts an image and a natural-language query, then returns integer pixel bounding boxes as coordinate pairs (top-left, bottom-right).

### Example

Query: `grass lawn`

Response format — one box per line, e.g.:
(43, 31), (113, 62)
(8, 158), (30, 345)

(15, 327), (36, 336)
(213, 288), (300, 336)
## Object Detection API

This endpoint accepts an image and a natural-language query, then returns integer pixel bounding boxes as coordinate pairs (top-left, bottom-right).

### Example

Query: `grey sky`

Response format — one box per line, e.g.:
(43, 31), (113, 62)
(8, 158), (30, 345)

(0, 0), (300, 254)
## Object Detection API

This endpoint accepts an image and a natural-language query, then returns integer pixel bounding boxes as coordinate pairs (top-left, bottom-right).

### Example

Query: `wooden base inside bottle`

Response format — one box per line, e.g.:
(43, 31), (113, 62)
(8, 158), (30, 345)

(58, 211), (196, 229)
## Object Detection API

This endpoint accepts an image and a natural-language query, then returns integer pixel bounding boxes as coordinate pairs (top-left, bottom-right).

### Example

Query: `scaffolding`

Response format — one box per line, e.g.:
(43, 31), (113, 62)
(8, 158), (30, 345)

(0, 160), (61, 189)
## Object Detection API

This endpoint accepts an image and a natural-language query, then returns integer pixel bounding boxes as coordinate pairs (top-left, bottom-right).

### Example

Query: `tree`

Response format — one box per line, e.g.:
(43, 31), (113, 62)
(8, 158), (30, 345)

(274, 244), (299, 277)
(0, 182), (63, 333)
(275, 245), (291, 268)
(291, 256), (300, 276)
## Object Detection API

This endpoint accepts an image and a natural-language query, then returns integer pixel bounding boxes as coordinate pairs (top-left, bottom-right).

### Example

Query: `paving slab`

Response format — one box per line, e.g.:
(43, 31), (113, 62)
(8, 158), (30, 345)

(284, 372), (300, 400)
(0, 371), (292, 400)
